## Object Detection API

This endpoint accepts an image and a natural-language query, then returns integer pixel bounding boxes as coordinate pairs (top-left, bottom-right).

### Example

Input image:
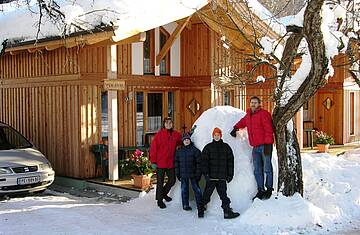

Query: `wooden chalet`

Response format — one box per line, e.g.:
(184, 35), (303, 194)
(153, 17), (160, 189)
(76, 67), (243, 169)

(0, 2), (359, 180)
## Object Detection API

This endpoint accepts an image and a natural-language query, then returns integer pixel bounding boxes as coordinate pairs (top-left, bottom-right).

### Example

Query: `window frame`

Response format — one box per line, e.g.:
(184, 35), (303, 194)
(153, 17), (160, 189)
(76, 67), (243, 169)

(159, 27), (171, 76)
(143, 29), (155, 75)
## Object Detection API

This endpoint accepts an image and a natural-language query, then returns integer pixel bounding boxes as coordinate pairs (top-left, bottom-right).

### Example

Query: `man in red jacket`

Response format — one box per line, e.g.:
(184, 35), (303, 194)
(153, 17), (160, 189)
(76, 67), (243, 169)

(230, 96), (274, 200)
(150, 117), (182, 209)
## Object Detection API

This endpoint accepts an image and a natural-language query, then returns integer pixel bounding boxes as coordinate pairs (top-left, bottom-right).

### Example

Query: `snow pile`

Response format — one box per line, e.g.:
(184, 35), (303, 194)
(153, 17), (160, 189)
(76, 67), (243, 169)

(188, 106), (258, 211)
(240, 193), (324, 227)
(303, 151), (360, 225)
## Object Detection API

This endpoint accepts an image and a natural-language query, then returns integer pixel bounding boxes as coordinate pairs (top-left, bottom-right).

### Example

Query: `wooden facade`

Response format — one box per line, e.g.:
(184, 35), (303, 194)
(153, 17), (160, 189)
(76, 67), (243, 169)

(307, 55), (360, 144)
(1, 15), (359, 180)
(0, 23), (212, 179)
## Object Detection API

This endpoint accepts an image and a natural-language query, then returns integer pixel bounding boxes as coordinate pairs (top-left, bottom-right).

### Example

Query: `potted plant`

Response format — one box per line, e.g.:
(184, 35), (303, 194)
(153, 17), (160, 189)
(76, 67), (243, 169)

(120, 149), (153, 189)
(314, 131), (335, 153)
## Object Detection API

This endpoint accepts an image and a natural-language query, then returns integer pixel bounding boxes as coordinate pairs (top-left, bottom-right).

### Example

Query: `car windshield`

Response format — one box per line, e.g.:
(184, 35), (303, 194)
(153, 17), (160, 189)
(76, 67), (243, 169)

(0, 126), (32, 150)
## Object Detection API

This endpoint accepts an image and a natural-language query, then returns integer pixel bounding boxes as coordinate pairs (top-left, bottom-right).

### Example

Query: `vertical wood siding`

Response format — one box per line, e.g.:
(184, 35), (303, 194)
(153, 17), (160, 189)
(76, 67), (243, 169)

(181, 24), (211, 76)
(0, 85), (85, 177)
(0, 48), (79, 79)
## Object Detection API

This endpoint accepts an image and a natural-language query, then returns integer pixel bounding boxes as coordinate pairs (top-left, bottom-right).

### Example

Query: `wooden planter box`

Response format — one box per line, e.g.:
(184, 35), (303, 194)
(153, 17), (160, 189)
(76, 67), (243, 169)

(316, 144), (330, 153)
(132, 174), (151, 189)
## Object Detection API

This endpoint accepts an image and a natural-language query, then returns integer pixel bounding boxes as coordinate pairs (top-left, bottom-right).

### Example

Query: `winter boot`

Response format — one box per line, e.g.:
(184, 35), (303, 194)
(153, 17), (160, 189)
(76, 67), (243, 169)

(183, 206), (192, 211)
(263, 188), (273, 200)
(198, 210), (204, 218)
(198, 204), (205, 218)
(163, 195), (172, 202)
(223, 208), (240, 219)
(252, 190), (265, 200)
(157, 200), (166, 209)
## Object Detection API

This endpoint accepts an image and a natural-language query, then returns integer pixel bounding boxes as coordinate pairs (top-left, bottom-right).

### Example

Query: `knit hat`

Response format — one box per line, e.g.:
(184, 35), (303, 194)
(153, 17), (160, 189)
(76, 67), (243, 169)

(212, 127), (222, 138)
(182, 132), (191, 142)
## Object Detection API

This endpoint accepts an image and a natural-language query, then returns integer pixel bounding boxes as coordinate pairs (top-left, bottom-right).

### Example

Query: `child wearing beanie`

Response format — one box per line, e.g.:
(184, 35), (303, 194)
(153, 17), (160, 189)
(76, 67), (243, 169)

(198, 127), (240, 219)
(175, 132), (202, 214)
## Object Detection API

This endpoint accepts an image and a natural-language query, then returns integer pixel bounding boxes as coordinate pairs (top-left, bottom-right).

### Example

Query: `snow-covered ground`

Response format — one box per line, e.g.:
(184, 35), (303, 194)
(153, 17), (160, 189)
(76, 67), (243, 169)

(1, 107), (360, 235)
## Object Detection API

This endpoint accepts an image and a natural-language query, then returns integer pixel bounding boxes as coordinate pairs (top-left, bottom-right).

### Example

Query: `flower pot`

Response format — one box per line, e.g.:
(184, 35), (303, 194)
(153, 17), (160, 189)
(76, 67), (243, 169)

(317, 144), (330, 153)
(132, 174), (151, 189)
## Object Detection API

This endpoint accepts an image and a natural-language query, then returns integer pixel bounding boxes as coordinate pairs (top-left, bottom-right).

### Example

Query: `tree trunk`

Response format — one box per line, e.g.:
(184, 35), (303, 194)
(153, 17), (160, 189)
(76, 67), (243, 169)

(274, 120), (303, 196)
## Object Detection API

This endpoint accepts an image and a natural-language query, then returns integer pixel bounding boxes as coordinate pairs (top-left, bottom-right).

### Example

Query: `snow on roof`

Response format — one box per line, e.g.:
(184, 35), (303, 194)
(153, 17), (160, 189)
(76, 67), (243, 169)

(242, 0), (286, 36)
(0, 0), (208, 51)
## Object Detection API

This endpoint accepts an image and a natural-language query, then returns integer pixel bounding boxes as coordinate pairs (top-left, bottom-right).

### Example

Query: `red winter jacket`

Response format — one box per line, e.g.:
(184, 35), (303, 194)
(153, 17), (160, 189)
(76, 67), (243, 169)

(150, 128), (182, 168)
(233, 108), (274, 147)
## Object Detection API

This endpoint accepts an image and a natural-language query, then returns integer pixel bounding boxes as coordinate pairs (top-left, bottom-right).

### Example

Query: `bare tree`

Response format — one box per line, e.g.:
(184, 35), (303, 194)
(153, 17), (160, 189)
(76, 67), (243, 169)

(205, 0), (360, 196)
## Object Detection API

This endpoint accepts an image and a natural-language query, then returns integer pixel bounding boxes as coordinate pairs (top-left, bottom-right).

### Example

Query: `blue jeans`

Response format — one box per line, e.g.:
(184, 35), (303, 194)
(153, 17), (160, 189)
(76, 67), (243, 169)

(181, 178), (202, 209)
(252, 144), (273, 191)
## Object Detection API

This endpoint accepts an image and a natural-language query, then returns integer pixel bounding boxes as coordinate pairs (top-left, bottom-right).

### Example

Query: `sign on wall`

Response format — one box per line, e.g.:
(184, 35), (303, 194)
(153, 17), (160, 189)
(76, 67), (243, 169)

(104, 80), (126, 90)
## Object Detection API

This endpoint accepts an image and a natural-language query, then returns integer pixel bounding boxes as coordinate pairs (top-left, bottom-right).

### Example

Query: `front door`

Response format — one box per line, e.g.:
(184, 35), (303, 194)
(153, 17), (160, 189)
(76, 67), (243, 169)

(181, 90), (203, 133)
(317, 93), (336, 141)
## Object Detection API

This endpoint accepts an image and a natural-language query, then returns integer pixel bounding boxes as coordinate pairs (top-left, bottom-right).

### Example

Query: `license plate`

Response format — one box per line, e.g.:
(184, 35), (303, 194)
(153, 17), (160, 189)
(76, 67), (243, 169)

(17, 176), (40, 185)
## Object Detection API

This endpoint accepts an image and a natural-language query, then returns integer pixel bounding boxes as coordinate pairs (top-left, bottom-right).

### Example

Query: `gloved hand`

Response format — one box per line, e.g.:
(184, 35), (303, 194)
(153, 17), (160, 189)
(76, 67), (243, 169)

(226, 177), (233, 183)
(177, 177), (181, 182)
(230, 128), (237, 138)
(204, 174), (210, 182)
(151, 163), (157, 170)
(189, 125), (197, 136)
(263, 144), (272, 156)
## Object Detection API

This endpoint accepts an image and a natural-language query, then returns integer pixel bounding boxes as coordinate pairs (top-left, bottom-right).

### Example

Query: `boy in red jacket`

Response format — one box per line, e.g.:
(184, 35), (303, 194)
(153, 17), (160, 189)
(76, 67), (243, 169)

(150, 117), (182, 209)
(230, 96), (274, 200)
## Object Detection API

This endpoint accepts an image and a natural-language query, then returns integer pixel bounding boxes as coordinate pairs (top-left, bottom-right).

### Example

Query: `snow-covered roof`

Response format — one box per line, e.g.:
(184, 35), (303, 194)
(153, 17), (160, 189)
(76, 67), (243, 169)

(0, 0), (208, 51)
(0, 0), (285, 54)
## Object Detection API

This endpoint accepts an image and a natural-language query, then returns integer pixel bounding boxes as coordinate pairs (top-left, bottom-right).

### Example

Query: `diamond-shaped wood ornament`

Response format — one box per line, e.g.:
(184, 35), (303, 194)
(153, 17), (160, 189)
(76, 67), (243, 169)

(187, 99), (201, 116)
(322, 97), (333, 110)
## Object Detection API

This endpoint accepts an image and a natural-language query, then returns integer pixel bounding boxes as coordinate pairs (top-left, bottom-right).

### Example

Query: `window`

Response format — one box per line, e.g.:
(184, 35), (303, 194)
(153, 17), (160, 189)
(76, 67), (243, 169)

(350, 92), (355, 135)
(168, 92), (174, 120)
(224, 91), (231, 106)
(101, 91), (108, 138)
(159, 27), (170, 75)
(147, 93), (163, 131)
(0, 126), (32, 150)
(224, 90), (234, 106)
(136, 92), (144, 146)
(143, 30), (155, 74)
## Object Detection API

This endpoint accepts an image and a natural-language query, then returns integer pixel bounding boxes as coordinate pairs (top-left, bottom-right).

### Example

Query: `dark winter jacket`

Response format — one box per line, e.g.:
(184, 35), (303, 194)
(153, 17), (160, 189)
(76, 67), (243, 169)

(174, 144), (202, 179)
(233, 108), (274, 147)
(201, 139), (234, 181)
(150, 128), (182, 168)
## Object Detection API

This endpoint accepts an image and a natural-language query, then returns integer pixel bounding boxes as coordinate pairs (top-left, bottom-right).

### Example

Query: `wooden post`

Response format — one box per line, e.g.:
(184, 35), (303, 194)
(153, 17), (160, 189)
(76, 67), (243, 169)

(295, 107), (304, 149)
(107, 44), (119, 181)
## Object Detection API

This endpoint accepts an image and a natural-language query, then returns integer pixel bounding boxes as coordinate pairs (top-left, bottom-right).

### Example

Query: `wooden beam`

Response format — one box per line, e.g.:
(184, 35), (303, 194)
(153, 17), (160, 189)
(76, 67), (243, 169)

(215, 0), (279, 40)
(156, 16), (192, 66)
(9, 51), (22, 55)
(45, 44), (63, 51)
(5, 31), (114, 53)
(28, 47), (44, 53)
(112, 32), (146, 45)
(106, 44), (119, 181)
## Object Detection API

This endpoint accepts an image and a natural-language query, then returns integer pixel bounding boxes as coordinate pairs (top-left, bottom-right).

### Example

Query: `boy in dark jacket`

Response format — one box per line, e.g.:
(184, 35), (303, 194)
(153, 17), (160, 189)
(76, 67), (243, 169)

(199, 127), (240, 219)
(175, 132), (202, 213)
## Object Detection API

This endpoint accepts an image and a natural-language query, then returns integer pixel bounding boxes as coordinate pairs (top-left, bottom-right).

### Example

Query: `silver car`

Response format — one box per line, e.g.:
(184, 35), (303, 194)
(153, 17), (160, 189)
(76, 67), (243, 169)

(0, 122), (55, 195)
